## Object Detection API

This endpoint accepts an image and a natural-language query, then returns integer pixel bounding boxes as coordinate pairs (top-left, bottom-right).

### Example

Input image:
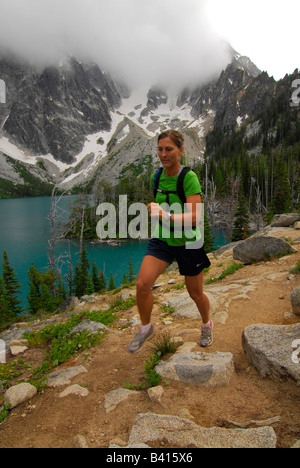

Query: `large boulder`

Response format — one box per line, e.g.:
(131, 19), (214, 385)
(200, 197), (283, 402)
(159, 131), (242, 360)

(233, 236), (295, 264)
(155, 352), (235, 387)
(271, 213), (300, 227)
(242, 324), (300, 384)
(4, 383), (37, 408)
(291, 287), (300, 316)
(128, 413), (277, 448)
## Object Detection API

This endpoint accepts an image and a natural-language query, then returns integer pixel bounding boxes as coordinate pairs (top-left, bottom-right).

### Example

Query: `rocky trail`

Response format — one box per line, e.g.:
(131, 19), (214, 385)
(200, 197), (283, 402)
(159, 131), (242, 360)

(0, 224), (299, 448)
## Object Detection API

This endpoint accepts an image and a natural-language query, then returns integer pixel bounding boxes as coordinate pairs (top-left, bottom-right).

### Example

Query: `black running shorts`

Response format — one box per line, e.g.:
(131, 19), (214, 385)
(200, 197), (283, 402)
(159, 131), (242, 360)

(145, 238), (211, 277)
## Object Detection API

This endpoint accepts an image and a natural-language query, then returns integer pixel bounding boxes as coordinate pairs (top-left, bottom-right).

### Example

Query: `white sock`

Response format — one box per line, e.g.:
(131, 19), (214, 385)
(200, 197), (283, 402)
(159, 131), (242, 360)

(140, 323), (152, 334)
(202, 320), (211, 328)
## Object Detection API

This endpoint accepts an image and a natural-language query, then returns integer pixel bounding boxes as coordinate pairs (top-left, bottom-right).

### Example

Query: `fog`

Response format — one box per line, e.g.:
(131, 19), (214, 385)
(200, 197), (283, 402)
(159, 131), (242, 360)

(0, 0), (232, 88)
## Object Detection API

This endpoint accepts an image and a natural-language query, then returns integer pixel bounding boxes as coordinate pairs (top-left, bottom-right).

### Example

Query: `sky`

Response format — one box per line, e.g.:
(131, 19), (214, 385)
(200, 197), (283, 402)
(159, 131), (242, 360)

(0, 0), (298, 88)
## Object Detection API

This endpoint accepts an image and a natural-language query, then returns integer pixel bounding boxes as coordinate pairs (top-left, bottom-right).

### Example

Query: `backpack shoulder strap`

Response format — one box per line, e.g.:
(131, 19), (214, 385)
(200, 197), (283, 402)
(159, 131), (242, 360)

(176, 167), (192, 205)
(153, 168), (164, 201)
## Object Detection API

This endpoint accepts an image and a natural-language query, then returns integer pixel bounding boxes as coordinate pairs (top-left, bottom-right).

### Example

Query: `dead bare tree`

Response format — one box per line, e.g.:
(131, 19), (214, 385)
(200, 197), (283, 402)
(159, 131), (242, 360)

(255, 184), (263, 232)
(227, 175), (240, 241)
(47, 187), (69, 273)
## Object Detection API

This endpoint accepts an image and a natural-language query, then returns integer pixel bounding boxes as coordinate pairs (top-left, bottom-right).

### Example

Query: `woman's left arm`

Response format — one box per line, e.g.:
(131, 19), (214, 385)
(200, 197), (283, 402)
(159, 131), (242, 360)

(147, 193), (202, 227)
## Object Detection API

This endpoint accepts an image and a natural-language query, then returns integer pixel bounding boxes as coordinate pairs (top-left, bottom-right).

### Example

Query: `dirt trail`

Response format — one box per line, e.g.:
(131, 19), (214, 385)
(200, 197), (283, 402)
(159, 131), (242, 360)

(0, 241), (299, 448)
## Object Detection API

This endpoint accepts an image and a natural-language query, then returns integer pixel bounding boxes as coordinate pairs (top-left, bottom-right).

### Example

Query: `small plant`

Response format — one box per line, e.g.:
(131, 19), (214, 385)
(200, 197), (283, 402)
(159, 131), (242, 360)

(0, 403), (10, 424)
(145, 354), (162, 388)
(290, 260), (300, 274)
(205, 263), (244, 284)
(0, 359), (31, 391)
(145, 331), (178, 388)
(170, 281), (185, 290)
(150, 331), (178, 357)
(124, 381), (146, 391)
(160, 304), (175, 316)
(23, 308), (119, 387)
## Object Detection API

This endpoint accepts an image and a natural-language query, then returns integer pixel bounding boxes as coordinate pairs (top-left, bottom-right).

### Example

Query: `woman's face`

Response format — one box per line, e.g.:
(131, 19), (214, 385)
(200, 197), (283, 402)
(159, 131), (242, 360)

(157, 137), (184, 170)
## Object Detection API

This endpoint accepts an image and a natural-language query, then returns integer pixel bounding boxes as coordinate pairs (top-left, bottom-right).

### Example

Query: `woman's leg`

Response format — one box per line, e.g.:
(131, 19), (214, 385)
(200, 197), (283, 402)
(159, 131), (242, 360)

(185, 272), (213, 347)
(128, 255), (169, 353)
(185, 271), (210, 323)
(136, 255), (170, 326)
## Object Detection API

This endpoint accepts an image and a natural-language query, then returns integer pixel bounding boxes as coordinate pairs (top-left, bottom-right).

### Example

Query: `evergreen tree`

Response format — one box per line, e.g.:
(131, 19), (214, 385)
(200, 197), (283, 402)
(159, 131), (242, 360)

(73, 245), (90, 298)
(98, 271), (107, 292)
(57, 279), (67, 302)
(127, 257), (136, 283)
(27, 264), (41, 315)
(232, 186), (250, 242)
(271, 155), (292, 214)
(215, 168), (225, 195)
(122, 273), (128, 285)
(92, 262), (101, 292)
(27, 265), (65, 315)
(203, 212), (214, 253)
(2, 251), (22, 316)
(85, 273), (95, 295)
(108, 273), (116, 291)
(0, 275), (11, 323)
(40, 281), (54, 312)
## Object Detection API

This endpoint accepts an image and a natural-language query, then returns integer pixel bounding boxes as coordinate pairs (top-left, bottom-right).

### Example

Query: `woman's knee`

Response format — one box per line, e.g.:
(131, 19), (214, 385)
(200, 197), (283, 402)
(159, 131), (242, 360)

(188, 290), (202, 303)
(136, 276), (153, 295)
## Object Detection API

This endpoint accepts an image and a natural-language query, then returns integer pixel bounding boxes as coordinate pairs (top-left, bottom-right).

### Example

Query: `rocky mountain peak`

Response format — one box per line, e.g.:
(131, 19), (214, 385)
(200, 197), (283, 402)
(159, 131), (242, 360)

(0, 50), (296, 196)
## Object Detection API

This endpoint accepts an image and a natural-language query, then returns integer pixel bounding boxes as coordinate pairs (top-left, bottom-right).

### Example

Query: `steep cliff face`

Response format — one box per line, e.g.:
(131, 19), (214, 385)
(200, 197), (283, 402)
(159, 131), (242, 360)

(177, 54), (275, 131)
(0, 51), (297, 197)
(0, 57), (121, 164)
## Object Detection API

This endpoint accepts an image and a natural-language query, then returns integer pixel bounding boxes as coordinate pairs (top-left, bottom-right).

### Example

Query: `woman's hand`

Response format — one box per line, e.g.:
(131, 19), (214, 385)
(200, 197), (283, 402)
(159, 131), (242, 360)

(147, 203), (168, 221)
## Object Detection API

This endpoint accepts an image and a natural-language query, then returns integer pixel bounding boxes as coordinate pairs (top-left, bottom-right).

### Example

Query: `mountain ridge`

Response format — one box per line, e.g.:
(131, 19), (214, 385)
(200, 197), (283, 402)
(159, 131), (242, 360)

(0, 50), (296, 197)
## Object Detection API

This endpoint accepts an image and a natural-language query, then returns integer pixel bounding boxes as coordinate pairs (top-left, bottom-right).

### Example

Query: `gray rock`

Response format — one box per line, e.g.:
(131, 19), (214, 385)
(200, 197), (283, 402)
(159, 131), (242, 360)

(55, 297), (80, 314)
(291, 440), (300, 448)
(233, 236), (295, 264)
(80, 295), (97, 304)
(148, 386), (164, 405)
(46, 365), (88, 388)
(242, 324), (300, 384)
(214, 241), (242, 256)
(104, 388), (140, 413)
(59, 384), (89, 398)
(128, 413), (277, 448)
(155, 352), (235, 387)
(70, 319), (110, 335)
(4, 383), (37, 409)
(291, 287), (300, 316)
(271, 213), (300, 227)
(0, 328), (32, 347)
(73, 435), (89, 448)
(109, 443), (151, 448)
(166, 292), (200, 319)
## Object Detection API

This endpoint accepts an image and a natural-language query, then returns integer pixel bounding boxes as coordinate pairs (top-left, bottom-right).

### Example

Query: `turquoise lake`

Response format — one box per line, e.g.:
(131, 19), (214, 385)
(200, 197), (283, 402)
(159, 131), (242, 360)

(0, 196), (229, 307)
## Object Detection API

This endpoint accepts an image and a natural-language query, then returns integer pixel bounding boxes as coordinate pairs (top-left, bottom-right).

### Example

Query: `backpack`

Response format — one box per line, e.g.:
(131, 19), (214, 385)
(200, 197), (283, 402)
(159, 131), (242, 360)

(153, 167), (197, 231)
(153, 166), (192, 206)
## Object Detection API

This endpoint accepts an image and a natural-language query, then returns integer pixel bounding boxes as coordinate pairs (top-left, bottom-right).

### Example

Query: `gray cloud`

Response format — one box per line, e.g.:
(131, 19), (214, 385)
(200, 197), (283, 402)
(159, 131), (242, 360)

(0, 0), (232, 88)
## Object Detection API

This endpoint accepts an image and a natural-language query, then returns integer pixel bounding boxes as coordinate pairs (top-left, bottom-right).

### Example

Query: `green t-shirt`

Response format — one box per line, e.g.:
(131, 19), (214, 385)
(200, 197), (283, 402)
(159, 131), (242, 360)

(150, 167), (203, 247)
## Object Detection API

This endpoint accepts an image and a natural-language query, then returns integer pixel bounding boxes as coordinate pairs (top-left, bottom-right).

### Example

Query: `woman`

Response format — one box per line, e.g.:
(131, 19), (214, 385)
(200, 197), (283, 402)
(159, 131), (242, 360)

(128, 130), (212, 353)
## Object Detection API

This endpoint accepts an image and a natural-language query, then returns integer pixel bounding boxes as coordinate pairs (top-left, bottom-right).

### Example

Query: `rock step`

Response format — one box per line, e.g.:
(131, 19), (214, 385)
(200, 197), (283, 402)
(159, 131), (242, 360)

(155, 351), (235, 387)
(127, 413), (277, 449)
(242, 323), (300, 384)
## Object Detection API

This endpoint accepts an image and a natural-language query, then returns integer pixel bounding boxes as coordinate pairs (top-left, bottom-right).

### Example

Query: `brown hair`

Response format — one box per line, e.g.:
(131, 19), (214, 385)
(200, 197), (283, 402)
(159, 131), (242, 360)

(158, 130), (184, 149)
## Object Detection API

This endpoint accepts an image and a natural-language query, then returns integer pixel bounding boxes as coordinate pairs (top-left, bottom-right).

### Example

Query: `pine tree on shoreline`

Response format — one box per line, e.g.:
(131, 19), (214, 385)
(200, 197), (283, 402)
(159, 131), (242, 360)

(2, 251), (23, 318)
(231, 186), (250, 242)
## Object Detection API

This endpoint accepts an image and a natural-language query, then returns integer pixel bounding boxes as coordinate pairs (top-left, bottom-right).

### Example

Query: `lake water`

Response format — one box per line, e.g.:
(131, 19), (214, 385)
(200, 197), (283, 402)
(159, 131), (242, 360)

(0, 196), (230, 307)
